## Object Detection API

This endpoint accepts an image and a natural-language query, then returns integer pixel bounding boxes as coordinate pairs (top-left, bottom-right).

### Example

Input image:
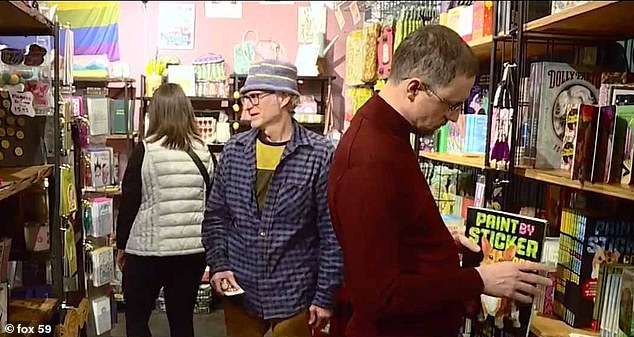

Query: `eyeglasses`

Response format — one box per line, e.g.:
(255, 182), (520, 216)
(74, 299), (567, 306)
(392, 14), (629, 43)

(240, 92), (273, 107)
(0, 44), (47, 67)
(417, 83), (464, 112)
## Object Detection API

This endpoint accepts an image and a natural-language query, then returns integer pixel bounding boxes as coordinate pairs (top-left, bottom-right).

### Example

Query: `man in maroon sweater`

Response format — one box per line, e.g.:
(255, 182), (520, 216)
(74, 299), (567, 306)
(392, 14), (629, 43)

(327, 25), (551, 337)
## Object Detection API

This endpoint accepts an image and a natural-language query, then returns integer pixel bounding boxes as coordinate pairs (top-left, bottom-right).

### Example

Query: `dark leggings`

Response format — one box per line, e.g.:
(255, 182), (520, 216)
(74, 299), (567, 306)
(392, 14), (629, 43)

(122, 253), (206, 337)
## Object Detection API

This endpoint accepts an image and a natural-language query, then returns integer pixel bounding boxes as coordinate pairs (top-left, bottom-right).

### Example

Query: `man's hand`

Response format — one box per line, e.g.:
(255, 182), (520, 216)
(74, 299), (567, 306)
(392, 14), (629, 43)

(476, 261), (552, 303)
(450, 229), (481, 253)
(211, 270), (241, 294)
(117, 249), (126, 271)
(308, 305), (331, 332)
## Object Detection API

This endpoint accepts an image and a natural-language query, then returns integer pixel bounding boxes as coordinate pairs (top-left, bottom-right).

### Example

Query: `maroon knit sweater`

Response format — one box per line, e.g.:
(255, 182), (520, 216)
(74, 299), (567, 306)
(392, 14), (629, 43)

(328, 94), (484, 337)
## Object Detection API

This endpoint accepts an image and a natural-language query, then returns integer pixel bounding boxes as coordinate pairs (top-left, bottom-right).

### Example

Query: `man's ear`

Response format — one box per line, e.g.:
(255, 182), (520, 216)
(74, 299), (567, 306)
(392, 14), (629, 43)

(278, 94), (292, 109)
(405, 78), (421, 102)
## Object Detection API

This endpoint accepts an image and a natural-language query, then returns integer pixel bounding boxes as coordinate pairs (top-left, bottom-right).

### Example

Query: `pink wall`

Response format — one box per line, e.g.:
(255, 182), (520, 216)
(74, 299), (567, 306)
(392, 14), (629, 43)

(117, 1), (363, 129)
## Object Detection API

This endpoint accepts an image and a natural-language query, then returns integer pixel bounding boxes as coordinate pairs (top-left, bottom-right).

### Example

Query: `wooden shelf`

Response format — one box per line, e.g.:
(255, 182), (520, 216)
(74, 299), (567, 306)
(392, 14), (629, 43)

(83, 186), (122, 196)
(531, 315), (597, 337)
(419, 151), (485, 169)
(525, 1), (634, 39)
(105, 133), (138, 141)
(469, 36), (494, 62)
(0, 1), (54, 36)
(3, 298), (61, 337)
(515, 167), (634, 201)
(73, 77), (136, 88)
(0, 165), (53, 202)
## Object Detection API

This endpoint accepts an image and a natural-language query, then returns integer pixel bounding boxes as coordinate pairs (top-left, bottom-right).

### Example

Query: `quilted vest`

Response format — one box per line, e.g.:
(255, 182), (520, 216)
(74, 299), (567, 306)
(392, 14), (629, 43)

(125, 139), (212, 256)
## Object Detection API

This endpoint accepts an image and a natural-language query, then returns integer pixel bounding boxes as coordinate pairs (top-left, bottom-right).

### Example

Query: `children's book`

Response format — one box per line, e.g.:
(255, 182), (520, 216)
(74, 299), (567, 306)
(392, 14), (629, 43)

(463, 207), (548, 337)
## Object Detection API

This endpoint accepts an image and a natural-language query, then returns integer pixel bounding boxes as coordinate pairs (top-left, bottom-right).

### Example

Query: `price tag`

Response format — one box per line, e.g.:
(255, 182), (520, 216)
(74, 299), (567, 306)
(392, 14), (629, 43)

(10, 91), (36, 117)
(221, 100), (229, 108)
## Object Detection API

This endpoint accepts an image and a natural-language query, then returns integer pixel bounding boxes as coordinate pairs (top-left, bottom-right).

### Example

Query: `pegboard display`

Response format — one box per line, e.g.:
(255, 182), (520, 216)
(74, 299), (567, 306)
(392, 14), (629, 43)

(0, 90), (47, 167)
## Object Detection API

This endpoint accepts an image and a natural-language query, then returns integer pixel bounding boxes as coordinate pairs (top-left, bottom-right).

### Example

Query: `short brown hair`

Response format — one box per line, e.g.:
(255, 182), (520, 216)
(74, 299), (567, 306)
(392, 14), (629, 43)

(389, 25), (479, 87)
(146, 83), (202, 151)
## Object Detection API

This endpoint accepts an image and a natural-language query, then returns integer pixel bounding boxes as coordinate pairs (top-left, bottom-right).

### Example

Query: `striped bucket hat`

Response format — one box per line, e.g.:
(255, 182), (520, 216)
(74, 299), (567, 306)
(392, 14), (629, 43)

(240, 59), (300, 96)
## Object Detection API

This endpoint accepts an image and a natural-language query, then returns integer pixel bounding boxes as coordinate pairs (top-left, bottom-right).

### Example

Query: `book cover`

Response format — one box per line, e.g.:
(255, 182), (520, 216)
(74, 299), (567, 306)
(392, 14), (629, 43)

(89, 198), (113, 238)
(561, 104), (579, 173)
(86, 97), (110, 136)
(571, 104), (599, 182)
(91, 246), (114, 287)
(88, 149), (112, 188)
(619, 268), (634, 337)
(591, 106), (616, 183)
(557, 209), (634, 328)
(463, 207), (547, 337)
(91, 296), (112, 335)
(534, 62), (601, 169)
(109, 99), (135, 135)
(616, 105), (634, 185)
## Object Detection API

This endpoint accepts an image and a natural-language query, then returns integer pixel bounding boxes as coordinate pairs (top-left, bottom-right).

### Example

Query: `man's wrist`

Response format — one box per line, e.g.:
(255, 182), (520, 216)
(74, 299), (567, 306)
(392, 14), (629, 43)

(311, 295), (333, 310)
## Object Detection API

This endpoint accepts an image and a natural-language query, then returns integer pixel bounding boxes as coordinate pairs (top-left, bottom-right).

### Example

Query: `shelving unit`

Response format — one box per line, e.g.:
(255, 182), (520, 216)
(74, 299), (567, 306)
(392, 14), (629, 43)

(0, 0), (66, 334)
(0, 165), (53, 202)
(414, 2), (634, 336)
(523, 1), (632, 38)
(531, 315), (597, 337)
(419, 151), (486, 169)
(0, 1), (54, 36)
(515, 167), (634, 202)
(512, 1), (634, 335)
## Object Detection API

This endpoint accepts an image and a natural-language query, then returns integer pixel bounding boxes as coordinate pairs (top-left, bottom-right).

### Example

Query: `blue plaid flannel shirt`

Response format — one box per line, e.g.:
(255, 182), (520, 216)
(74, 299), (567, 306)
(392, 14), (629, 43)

(202, 121), (343, 320)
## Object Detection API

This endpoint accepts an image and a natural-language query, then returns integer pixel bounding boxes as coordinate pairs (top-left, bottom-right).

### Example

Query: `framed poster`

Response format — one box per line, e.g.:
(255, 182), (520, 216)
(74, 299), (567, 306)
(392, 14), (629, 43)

(158, 2), (196, 50)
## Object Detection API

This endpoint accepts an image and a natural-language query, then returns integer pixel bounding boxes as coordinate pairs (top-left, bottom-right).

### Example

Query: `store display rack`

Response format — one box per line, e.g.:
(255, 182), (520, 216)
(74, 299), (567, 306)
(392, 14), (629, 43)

(421, 1), (634, 205)
(0, 0), (64, 332)
(415, 1), (634, 336)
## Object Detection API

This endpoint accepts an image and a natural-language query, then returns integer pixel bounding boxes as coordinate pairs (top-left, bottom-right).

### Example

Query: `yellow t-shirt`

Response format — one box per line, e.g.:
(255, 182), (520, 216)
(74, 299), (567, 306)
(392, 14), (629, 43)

(255, 138), (287, 211)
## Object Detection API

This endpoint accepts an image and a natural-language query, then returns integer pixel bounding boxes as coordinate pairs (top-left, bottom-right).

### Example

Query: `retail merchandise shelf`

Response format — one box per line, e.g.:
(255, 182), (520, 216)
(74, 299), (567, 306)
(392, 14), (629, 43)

(524, 1), (634, 39)
(419, 151), (486, 169)
(73, 77), (136, 88)
(0, 165), (53, 202)
(0, 1), (53, 36)
(514, 167), (634, 202)
(105, 133), (138, 141)
(5, 298), (61, 337)
(83, 186), (122, 196)
(468, 36), (493, 61)
(530, 315), (597, 337)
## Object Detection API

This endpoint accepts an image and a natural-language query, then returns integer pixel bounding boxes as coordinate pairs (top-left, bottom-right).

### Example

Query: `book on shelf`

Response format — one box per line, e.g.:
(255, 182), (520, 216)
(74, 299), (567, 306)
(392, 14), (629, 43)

(594, 264), (634, 337)
(90, 246), (114, 288)
(560, 104), (599, 183)
(556, 208), (634, 330)
(85, 197), (113, 238)
(615, 105), (634, 185)
(618, 268), (634, 337)
(529, 62), (601, 170)
(86, 96), (110, 136)
(91, 296), (112, 335)
(86, 148), (114, 188)
(462, 207), (548, 337)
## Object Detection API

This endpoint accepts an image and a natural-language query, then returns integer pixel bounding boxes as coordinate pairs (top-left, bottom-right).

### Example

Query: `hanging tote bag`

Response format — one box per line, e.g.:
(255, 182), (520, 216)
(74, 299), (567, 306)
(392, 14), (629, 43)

(233, 30), (258, 74)
(255, 37), (288, 62)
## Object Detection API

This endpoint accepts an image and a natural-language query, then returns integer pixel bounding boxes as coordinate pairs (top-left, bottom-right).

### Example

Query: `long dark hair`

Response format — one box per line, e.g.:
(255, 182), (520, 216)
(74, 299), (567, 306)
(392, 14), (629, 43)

(145, 83), (202, 151)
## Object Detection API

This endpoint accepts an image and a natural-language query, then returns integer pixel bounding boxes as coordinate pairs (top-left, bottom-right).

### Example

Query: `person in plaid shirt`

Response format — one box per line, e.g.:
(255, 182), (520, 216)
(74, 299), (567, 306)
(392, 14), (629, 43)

(202, 60), (343, 337)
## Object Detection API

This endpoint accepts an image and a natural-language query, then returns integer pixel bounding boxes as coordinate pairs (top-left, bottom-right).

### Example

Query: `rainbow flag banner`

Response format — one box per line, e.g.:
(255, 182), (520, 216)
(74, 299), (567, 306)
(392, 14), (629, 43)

(53, 1), (120, 61)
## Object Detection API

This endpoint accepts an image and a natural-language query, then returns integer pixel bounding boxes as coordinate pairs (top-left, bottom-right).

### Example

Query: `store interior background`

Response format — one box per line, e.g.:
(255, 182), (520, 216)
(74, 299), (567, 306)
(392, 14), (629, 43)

(118, 1), (354, 130)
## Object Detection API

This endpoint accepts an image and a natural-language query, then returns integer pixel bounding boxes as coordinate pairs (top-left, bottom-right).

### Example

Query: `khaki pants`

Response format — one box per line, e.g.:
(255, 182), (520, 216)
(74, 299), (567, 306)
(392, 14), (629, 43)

(223, 299), (312, 337)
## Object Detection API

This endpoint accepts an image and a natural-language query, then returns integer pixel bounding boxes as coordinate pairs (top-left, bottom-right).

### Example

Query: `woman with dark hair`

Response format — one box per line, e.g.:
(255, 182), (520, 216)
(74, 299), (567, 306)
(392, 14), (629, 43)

(116, 83), (214, 337)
